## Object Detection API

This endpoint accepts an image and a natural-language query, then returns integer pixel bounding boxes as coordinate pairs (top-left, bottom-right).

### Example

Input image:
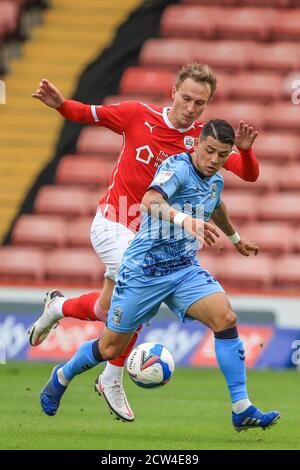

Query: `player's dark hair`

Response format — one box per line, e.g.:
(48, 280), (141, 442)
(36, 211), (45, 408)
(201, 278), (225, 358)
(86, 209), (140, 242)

(201, 119), (235, 146)
(176, 63), (217, 100)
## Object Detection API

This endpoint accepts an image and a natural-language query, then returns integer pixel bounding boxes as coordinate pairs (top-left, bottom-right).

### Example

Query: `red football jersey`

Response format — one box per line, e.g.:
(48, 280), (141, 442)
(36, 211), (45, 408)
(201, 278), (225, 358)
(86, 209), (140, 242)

(58, 100), (259, 232)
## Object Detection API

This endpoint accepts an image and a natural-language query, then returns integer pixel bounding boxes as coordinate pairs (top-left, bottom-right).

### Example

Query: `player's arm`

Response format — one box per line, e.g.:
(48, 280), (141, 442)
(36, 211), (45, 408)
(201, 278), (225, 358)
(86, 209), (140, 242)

(32, 79), (96, 124)
(212, 202), (259, 256)
(224, 121), (259, 182)
(141, 189), (219, 247)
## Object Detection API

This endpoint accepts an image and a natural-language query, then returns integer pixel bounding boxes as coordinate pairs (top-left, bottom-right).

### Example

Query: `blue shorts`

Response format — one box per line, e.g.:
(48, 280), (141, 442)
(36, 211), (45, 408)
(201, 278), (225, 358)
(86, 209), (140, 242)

(107, 263), (224, 333)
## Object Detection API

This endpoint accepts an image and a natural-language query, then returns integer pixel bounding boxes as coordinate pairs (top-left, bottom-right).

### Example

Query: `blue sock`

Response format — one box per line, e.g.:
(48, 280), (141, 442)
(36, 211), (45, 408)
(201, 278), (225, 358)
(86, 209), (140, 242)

(62, 339), (103, 381)
(215, 336), (248, 403)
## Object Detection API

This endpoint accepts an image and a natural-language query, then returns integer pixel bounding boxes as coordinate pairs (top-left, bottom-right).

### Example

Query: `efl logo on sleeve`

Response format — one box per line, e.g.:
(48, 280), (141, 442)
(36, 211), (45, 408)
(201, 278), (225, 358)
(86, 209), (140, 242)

(0, 80), (6, 104)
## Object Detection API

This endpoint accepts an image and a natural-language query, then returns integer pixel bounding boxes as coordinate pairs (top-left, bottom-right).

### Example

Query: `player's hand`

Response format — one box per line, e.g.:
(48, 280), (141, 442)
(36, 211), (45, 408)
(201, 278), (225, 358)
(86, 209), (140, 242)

(235, 121), (258, 150)
(234, 238), (259, 256)
(184, 217), (219, 247)
(32, 79), (64, 108)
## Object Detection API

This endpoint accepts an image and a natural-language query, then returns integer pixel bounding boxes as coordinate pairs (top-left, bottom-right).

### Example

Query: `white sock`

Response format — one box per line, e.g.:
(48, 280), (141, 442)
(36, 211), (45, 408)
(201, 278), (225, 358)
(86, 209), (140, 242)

(57, 367), (70, 387)
(101, 363), (123, 385)
(232, 398), (252, 414)
(51, 297), (66, 320)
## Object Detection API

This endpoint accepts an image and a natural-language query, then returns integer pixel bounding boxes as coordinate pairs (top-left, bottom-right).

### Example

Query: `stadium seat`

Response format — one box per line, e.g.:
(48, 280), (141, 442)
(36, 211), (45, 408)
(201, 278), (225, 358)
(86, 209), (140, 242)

(55, 155), (114, 188)
(241, 222), (294, 254)
(259, 193), (300, 223)
(45, 248), (105, 284)
(76, 127), (123, 156)
(251, 43), (299, 71)
(161, 5), (220, 39)
(278, 165), (300, 191)
(253, 133), (300, 162)
(265, 103), (300, 131)
(216, 8), (274, 41)
(294, 227), (300, 252)
(222, 163), (278, 193)
(89, 189), (107, 215)
(203, 101), (266, 130)
(34, 186), (92, 217)
(221, 191), (258, 223)
(193, 41), (251, 71)
(274, 255), (300, 288)
(221, 255), (274, 288)
(102, 95), (167, 106)
(229, 72), (283, 102)
(197, 251), (224, 278)
(271, 10), (300, 40)
(140, 39), (196, 68)
(282, 71), (300, 100)
(0, 246), (45, 281)
(67, 217), (93, 247)
(120, 67), (175, 97)
(11, 215), (67, 248)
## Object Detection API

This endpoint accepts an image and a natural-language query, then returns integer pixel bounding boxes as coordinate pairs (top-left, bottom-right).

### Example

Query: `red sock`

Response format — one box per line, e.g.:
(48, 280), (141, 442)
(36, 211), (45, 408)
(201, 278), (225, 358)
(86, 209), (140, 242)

(109, 325), (143, 367)
(62, 292), (102, 321)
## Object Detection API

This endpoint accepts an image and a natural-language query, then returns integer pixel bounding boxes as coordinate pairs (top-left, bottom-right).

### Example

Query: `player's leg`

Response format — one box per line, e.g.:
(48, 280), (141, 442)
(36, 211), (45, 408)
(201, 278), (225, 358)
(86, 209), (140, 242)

(168, 266), (281, 432)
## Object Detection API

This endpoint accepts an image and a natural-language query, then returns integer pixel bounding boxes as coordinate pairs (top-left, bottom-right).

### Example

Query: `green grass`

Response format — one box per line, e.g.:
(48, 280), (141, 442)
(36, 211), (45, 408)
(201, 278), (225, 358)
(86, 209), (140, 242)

(1, 362), (299, 450)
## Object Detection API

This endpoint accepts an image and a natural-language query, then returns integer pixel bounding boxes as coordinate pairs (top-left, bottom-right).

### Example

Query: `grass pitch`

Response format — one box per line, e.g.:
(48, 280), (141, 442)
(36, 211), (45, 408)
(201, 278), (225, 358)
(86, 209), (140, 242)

(1, 362), (299, 450)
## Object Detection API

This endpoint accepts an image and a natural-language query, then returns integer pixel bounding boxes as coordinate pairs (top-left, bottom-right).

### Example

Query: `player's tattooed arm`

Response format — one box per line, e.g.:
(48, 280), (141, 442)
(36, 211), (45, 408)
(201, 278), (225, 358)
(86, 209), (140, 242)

(141, 189), (219, 246)
(212, 202), (259, 256)
(211, 202), (236, 237)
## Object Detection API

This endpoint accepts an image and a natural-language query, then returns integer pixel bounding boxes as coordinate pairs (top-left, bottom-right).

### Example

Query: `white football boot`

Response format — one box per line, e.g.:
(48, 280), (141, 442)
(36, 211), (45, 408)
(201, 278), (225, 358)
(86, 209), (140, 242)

(29, 290), (64, 346)
(94, 374), (134, 422)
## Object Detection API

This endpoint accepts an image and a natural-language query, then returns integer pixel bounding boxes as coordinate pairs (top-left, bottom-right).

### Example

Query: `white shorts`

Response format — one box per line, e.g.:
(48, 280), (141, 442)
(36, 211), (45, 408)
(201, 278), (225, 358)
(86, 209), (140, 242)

(90, 208), (135, 281)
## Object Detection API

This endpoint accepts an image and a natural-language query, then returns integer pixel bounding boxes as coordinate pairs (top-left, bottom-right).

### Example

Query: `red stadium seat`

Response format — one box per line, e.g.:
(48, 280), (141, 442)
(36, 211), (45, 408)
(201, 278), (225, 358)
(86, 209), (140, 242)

(242, 222), (294, 254)
(11, 215), (67, 248)
(282, 72), (300, 100)
(0, 247), (45, 281)
(120, 67), (175, 97)
(278, 165), (300, 191)
(203, 101), (265, 130)
(55, 155), (114, 187)
(161, 5), (221, 39)
(222, 163), (278, 193)
(193, 41), (251, 71)
(229, 72), (283, 102)
(67, 217), (93, 247)
(221, 255), (274, 288)
(76, 127), (123, 156)
(274, 255), (300, 288)
(140, 39), (196, 68)
(45, 248), (105, 284)
(253, 133), (300, 162)
(265, 103), (300, 131)
(217, 8), (274, 40)
(221, 191), (258, 223)
(251, 43), (299, 71)
(259, 193), (300, 223)
(271, 10), (300, 40)
(229, 0), (292, 6)
(294, 227), (300, 252)
(34, 186), (92, 217)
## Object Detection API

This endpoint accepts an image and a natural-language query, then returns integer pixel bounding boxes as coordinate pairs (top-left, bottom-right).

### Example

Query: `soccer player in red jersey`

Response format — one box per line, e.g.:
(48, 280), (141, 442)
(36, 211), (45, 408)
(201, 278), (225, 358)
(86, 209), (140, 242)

(30, 63), (259, 422)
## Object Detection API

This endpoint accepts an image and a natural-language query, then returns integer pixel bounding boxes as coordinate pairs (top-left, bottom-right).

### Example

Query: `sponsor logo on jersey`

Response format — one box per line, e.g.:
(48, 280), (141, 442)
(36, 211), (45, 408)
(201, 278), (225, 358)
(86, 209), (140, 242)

(144, 121), (157, 134)
(184, 136), (195, 150)
(154, 170), (173, 185)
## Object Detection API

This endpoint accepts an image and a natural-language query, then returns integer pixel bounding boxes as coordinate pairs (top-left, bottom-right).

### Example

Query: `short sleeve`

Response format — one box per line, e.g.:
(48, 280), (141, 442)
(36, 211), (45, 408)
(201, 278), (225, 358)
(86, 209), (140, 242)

(149, 156), (189, 200)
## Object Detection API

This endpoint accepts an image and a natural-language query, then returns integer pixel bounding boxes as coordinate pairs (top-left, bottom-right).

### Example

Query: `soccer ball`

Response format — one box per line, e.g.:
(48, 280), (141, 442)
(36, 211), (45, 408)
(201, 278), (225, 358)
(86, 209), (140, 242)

(127, 342), (175, 388)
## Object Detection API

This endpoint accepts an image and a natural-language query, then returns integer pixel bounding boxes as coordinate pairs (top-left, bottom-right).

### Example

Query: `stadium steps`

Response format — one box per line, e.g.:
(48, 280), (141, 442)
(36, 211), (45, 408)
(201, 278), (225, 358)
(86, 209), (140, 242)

(0, 0), (140, 243)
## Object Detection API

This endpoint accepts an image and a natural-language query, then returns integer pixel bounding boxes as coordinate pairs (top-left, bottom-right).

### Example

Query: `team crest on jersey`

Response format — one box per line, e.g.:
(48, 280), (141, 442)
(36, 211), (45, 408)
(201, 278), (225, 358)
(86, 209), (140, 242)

(154, 170), (173, 185)
(210, 183), (217, 199)
(184, 136), (195, 150)
(112, 307), (123, 325)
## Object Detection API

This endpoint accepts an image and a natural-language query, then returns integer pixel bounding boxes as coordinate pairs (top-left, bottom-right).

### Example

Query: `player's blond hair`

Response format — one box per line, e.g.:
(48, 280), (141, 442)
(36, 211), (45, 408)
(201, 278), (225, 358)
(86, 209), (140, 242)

(176, 63), (217, 100)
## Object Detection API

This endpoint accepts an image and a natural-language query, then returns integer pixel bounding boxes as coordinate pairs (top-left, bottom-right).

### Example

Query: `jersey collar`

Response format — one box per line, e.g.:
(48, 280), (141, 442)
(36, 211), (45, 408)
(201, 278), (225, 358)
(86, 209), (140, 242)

(163, 107), (196, 133)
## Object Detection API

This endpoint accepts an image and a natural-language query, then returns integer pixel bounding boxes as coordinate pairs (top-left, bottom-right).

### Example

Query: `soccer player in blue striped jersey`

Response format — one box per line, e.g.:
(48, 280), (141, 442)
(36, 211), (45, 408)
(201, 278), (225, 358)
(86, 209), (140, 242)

(40, 119), (280, 431)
